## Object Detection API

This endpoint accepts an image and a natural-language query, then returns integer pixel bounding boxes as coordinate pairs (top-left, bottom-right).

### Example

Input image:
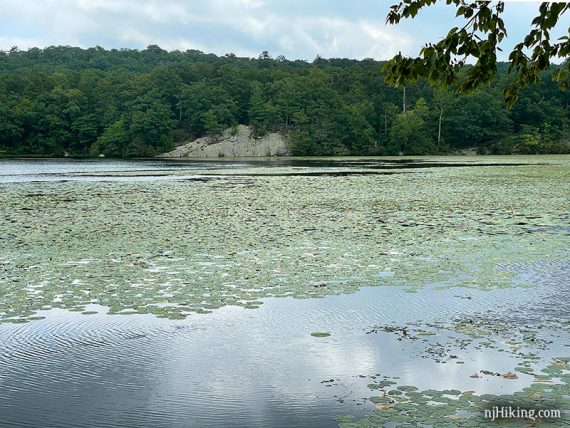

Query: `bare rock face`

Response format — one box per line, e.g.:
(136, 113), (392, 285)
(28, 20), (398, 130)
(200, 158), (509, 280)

(157, 125), (289, 158)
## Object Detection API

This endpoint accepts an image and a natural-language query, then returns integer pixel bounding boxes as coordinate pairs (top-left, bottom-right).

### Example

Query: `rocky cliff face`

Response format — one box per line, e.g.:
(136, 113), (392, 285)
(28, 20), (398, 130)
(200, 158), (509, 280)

(157, 125), (289, 158)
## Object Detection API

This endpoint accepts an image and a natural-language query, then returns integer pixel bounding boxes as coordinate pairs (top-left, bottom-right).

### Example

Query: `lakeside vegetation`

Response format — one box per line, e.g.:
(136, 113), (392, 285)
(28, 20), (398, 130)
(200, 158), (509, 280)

(1, 45), (570, 157)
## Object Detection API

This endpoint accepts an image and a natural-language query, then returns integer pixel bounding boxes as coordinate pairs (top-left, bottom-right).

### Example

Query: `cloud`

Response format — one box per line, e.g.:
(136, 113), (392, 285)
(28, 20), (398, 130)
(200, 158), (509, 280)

(0, 36), (48, 51)
(0, 0), (568, 61)
(290, 17), (412, 59)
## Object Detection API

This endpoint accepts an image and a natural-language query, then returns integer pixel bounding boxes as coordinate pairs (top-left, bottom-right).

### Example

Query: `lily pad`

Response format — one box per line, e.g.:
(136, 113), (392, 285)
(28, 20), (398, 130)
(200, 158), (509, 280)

(310, 332), (331, 337)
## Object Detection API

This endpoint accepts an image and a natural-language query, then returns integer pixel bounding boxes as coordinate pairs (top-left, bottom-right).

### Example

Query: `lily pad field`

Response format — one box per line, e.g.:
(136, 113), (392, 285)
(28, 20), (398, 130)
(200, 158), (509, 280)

(0, 156), (569, 427)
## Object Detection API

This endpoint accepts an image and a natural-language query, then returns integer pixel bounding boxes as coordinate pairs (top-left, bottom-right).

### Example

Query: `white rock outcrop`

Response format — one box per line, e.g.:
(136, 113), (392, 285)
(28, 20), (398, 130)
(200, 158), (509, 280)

(157, 125), (289, 158)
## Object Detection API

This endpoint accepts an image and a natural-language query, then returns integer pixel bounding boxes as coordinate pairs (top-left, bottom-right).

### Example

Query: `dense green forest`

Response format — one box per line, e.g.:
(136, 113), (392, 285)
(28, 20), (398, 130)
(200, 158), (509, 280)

(1, 45), (569, 157)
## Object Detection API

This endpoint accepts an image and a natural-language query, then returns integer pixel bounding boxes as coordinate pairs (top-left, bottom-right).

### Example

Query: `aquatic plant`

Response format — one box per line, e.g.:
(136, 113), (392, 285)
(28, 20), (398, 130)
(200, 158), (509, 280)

(0, 156), (568, 322)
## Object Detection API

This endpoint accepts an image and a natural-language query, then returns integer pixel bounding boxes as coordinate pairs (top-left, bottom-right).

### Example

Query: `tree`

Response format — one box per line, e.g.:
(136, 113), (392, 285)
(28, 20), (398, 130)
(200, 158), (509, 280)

(272, 77), (306, 130)
(432, 87), (454, 147)
(178, 82), (238, 137)
(71, 114), (99, 153)
(346, 101), (376, 154)
(248, 84), (279, 135)
(0, 45), (568, 157)
(127, 90), (176, 155)
(384, 1), (570, 106)
(90, 120), (129, 157)
(388, 98), (435, 154)
(444, 89), (512, 152)
(202, 110), (223, 137)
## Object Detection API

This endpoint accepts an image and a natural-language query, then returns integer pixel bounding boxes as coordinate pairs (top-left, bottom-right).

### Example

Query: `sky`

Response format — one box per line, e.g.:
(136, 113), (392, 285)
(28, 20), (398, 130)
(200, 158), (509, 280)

(0, 0), (568, 61)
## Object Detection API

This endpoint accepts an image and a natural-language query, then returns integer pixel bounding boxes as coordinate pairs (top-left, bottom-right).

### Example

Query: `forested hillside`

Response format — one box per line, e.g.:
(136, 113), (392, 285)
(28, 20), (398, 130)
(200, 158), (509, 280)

(1, 45), (569, 157)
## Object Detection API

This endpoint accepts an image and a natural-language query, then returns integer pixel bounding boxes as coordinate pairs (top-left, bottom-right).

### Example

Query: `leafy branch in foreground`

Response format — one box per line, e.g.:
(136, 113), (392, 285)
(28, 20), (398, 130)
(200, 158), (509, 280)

(384, 1), (570, 107)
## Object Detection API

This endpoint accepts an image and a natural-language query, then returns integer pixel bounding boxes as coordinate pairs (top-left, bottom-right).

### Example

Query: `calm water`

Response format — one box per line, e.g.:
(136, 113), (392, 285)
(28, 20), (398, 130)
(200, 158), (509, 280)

(0, 158), (568, 427)
(0, 158), (249, 183)
(1, 276), (568, 428)
(0, 157), (533, 183)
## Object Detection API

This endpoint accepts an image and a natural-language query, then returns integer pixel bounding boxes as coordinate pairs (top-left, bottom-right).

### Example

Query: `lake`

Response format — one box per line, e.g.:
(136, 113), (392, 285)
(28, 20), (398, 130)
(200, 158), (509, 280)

(0, 156), (569, 427)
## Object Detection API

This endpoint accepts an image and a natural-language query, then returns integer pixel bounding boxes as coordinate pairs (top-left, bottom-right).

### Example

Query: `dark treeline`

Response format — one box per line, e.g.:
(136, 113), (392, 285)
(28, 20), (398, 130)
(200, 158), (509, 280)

(1, 45), (569, 157)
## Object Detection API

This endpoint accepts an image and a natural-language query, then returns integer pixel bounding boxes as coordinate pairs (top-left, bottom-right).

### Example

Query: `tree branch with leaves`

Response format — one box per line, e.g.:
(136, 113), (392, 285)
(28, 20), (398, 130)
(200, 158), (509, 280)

(383, 1), (570, 106)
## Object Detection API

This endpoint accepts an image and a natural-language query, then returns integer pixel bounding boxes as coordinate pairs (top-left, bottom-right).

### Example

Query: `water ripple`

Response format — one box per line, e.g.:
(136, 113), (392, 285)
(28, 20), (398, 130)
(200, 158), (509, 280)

(0, 259), (568, 427)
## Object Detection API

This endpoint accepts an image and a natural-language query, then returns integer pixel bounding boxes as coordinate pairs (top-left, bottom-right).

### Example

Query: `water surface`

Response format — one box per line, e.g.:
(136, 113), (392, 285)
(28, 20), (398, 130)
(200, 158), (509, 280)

(1, 268), (567, 428)
(0, 157), (568, 427)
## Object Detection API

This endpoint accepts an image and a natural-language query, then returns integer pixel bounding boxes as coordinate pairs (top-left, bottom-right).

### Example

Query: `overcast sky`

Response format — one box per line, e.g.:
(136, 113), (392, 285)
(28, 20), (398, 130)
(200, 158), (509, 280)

(1, 0), (568, 61)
